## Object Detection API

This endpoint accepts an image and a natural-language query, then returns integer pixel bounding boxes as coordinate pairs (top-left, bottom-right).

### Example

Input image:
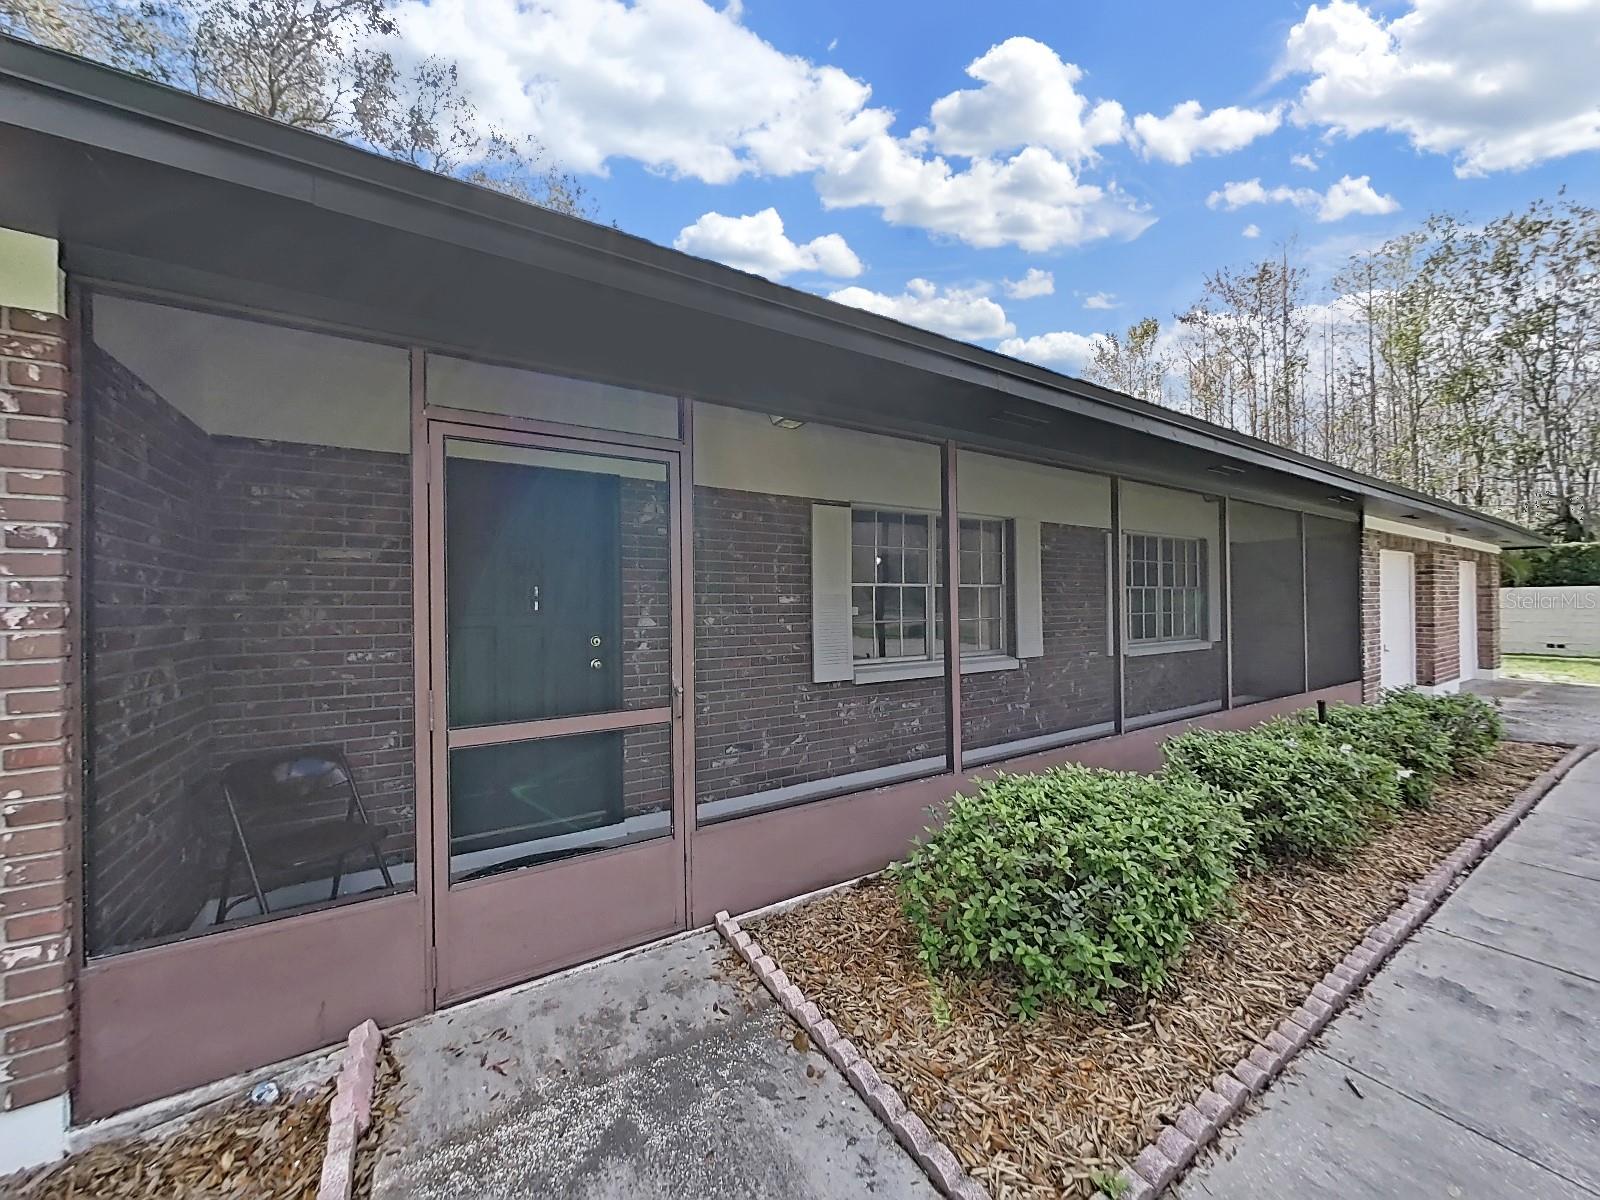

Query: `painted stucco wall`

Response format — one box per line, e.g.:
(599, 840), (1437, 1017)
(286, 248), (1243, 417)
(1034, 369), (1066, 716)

(1501, 585), (1600, 657)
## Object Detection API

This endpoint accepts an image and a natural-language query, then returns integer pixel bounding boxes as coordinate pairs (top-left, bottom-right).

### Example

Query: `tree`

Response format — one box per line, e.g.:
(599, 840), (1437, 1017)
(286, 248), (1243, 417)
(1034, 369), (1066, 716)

(1087, 317), (1169, 403)
(1095, 195), (1598, 530)
(0, 0), (596, 218)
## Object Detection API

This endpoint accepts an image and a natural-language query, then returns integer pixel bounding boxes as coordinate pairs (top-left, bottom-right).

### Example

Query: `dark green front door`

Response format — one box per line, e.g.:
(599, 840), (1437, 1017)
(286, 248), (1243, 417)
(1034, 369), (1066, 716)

(430, 427), (683, 1004)
(445, 454), (626, 864)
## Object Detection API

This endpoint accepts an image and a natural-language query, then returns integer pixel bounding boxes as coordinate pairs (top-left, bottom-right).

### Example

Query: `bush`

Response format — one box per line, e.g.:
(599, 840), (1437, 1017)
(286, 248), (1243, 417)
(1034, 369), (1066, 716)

(1164, 723), (1400, 863)
(896, 766), (1246, 1016)
(1383, 688), (1503, 770)
(1317, 699), (1453, 808)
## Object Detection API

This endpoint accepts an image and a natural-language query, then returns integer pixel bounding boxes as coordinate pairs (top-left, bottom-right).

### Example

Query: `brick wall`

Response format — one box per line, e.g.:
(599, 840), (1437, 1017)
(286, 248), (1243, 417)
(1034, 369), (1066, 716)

(693, 486), (944, 806)
(1124, 646), (1224, 719)
(1474, 551), (1502, 670)
(620, 478), (672, 815)
(961, 523), (1115, 750)
(1361, 527), (1500, 700)
(84, 347), (416, 953)
(84, 347), (214, 950)
(207, 437), (413, 846)
(0, 306), (74, 1121)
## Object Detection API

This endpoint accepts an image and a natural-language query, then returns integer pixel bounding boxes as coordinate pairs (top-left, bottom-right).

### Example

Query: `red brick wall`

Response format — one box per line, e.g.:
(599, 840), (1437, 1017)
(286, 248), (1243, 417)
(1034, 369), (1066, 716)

(0, 305), (74, 1118)
(692, 486), (944, 806)
(960, 522), (1115, 749)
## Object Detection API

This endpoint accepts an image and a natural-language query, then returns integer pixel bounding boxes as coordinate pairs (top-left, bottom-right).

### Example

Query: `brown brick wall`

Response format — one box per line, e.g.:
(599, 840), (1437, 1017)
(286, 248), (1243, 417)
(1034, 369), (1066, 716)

(0, 305), (74, 1115)
(1360, 526), (1500, 700)
(84, 347), (214, 950)
(960, 522), (1115, 750)
(84, 347), (416, 953)
(692, 486), (944, 806)
(620, 477), (672, 814)
(1124, 645), (1224, 718)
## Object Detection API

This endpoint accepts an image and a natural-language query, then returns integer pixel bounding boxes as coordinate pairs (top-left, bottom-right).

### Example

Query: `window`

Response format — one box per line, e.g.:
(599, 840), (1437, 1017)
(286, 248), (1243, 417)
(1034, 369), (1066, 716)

(851, 509), (1009, 663)
(1125, 533), (1207, 644)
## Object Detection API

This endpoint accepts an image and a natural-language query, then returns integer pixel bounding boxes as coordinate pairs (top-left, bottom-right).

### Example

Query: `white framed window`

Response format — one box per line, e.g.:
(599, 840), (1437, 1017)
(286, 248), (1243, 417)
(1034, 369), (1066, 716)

(1125, 532), (1207, 644)
(850, 509), (1009, 663)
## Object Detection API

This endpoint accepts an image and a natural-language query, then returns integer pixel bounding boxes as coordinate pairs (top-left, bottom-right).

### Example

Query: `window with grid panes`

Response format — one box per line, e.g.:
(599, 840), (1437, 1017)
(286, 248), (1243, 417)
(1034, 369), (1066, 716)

(1124, 533), (1207, 644)
(851, 510), (1009, 663)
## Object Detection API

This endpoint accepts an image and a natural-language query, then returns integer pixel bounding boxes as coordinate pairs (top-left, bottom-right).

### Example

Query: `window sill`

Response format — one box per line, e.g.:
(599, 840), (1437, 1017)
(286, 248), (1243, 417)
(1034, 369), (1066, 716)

(1124, 638), (1216, 658)
(853, 655), (1021, 684)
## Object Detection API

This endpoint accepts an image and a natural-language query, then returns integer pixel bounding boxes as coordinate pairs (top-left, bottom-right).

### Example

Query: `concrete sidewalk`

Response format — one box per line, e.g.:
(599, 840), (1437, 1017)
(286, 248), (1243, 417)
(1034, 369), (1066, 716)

(368, 930), (937, 1200)
(1468, 676), (1600, 745)
(1176, 752), (1600, 1200)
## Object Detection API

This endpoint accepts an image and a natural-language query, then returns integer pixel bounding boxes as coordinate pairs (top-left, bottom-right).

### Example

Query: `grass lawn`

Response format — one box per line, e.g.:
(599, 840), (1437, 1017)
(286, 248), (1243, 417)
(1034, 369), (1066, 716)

(1502, 654), (1600, 686)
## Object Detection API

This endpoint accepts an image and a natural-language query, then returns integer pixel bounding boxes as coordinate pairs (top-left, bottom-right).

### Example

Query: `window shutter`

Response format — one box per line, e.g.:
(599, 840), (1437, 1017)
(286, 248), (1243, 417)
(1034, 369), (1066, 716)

(812, 503), (854, 682)
(1014, 518), (1044, 659)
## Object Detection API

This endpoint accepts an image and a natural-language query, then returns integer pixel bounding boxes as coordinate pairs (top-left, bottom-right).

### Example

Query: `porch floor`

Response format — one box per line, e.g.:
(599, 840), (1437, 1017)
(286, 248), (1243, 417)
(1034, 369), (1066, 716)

(368, 929), (937, 1199)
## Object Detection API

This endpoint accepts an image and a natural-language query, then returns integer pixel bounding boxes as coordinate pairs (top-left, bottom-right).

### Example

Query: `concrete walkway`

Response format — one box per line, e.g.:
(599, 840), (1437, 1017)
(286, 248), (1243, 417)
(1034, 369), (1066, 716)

(1176, 752), (1600, 1200)
(369, 930), (936, 1200)
(1468, 676), (1600, 745)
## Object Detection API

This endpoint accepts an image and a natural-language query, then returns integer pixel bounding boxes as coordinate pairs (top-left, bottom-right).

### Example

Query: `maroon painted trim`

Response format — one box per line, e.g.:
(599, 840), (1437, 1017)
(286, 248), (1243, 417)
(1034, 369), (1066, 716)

(678, 398), (698, 931)
(447, 706), (673, 749)
(419, 402), (683, 452)
(689, 682), (1362, 924)
(75, 891), (428, 1119)
(410, 346), (437, 1003)
(423, 420), (689, 1004)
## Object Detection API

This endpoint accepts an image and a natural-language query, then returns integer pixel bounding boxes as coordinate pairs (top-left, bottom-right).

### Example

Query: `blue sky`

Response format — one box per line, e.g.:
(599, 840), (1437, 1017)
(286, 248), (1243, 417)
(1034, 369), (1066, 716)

(393, 0), (1600, 370)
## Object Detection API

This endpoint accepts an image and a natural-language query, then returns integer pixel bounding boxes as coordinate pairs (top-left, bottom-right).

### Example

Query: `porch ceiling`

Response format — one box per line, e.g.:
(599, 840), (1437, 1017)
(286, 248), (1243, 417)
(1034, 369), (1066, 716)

(0, 35), (1539, 546)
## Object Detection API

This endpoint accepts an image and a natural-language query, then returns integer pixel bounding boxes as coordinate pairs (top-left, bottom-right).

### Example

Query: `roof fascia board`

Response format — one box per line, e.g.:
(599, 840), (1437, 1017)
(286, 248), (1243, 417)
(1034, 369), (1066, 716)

(1364, 514), (1504, 555)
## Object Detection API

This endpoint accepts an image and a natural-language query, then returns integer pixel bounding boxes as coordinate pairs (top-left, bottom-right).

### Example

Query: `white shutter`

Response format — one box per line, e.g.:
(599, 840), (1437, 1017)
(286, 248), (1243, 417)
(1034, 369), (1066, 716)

(812, 503), (854, 682)
(1014, 518), (1044, 659)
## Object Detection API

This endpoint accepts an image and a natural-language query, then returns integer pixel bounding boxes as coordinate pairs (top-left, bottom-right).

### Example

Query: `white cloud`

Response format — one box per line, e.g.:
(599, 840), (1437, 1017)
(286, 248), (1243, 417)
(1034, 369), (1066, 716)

(1083, 291), (1119, 310)
(389, 8), (1154, 253)
(996, 329), (1108, 372)
(827, 278), (1015, 342)
(1207, 174), (1398, 221)
(1002, 268), (1055, 299)
(1317, 173), (1402, 220)
(1291, 152), (1319, 170)
(1280, 0), (1600, 175)
(927, 37), (1127, 161)
(673, 208), (862, 279)
(816, 140), (1154, 252)
(1243, 223), (1262, 238)
(1131, 100), (1283, 164)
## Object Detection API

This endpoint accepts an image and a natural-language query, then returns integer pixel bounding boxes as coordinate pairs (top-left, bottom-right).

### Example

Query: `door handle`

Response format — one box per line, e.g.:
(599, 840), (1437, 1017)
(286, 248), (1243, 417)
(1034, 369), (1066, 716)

(589, 658), (604, 671)
(672, 679), (684, 719)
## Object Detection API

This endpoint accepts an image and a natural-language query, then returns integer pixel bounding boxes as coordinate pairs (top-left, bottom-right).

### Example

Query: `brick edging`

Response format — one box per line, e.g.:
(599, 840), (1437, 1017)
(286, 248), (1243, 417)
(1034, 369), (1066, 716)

(316, 1019), (383, 1200)
(1103, 741), (1598, 1200)
(713, 910), (990, 1200)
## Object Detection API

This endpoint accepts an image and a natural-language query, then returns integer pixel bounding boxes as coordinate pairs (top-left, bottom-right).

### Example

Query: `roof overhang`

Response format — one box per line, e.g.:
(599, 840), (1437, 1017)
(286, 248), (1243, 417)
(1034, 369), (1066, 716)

(0, 36), (1543, 547)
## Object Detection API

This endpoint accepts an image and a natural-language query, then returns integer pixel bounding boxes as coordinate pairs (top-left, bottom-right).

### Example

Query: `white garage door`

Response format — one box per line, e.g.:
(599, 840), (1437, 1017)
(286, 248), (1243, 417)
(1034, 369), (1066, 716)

(1380, 550), (1416, 689)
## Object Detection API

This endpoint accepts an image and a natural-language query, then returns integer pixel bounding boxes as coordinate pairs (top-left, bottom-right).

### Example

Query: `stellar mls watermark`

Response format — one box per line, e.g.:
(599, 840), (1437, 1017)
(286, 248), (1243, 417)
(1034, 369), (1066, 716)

(1504, 591), (1600, 610)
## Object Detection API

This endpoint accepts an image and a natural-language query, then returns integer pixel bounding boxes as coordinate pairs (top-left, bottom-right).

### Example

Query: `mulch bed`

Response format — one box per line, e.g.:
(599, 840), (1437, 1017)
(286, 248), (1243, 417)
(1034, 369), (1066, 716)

(5, 1044), (402, 1200)
(749, 740), (1566, 1200)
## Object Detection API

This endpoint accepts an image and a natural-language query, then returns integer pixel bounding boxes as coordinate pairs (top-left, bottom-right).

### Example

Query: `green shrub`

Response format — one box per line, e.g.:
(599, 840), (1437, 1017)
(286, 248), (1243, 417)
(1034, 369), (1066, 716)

(1383, 688), (1504, 770)
(895, 766), (1245, 1017)
(1164, 722), (1400, 863)
(1317, 699), (1453, 807)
